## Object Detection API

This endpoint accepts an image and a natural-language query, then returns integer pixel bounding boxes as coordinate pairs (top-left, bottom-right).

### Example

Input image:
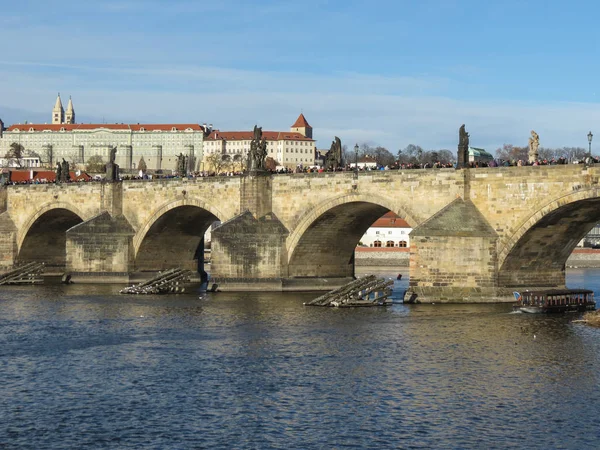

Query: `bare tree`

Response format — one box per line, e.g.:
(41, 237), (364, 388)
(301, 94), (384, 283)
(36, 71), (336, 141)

(206, 153), (228, 174)
(5, 142), (25, 168)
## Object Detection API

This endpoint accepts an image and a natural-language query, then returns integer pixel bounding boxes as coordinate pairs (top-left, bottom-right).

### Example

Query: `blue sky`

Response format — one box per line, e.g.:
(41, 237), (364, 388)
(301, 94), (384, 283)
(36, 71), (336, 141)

(1, 0), (599, 152)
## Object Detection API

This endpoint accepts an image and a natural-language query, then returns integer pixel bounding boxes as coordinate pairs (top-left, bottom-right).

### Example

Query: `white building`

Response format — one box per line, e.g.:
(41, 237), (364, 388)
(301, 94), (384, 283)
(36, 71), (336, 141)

(359, 212), (412, 248)
(349, 155), (378, 170)
(0, 95), (206, 172)
(203, 114), (316, 171)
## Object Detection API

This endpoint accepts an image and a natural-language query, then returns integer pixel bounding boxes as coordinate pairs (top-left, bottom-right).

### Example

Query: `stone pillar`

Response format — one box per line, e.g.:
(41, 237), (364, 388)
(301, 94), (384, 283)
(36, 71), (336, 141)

(66, 212), (135, 281)
(404, 198), (502, 303)
(153, 145), (162, 171)
(43, 144), (53, 168)
(123, 145), (133, 171)
(77, 145), (84, 167)
(185, 144), (194, 173)
(240, 173), (272, 219)
(211, 211), (288, 291)
(101, 181), (123, 216)
(0, 212), (17, 268)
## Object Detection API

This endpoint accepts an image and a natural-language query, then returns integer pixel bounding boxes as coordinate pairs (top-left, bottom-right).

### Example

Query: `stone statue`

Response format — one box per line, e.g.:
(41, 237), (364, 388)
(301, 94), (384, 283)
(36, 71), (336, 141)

(106, 148), (119, 182)
(324, 136), (342, 170)
(528, 130), (539, 163)
(247, 125), (267, 173)
(457, 124), (470, 169)
(177, 153), (187, 176)
(61, 158), (70, 182)
(55, 161), (62, 183)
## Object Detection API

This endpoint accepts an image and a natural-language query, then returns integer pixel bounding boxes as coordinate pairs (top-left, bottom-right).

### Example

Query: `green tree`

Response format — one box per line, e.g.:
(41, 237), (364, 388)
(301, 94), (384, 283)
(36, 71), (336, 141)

(138, 156), (147, 173)
(86, 154), (105, 173)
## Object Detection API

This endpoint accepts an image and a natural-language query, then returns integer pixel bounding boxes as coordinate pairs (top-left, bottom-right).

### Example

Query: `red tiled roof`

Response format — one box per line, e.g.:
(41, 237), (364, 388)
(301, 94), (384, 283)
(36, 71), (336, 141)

(291, 113), (311, 128)
(371, 212), (411, 228)
(205, 130), (313, 141)
(8, 170), (92, 182)
(6, 123), (204, 132)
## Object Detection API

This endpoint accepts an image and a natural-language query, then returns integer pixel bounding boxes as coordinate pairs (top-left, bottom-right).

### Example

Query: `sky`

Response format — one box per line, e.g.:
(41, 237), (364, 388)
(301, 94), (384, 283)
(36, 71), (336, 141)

(1, 0), (600, 153)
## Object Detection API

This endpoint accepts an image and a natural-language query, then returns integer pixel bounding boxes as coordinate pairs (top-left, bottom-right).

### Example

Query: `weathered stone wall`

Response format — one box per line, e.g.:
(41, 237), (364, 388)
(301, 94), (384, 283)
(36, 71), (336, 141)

(354, 248), (410, 266)
(120, 177), (241, 255)
(211, 212), (288, 289)
(66, 212), (135, 274)
(4, 183), (104, 252)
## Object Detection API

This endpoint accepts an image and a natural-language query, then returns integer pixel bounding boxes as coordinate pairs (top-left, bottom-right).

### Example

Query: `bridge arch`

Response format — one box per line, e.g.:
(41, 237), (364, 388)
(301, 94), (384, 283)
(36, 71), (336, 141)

(286, 193), (415, 278)
(498, 187), (600, 287)
(133, 198), (224, 272)
(17, 202), (87, 268)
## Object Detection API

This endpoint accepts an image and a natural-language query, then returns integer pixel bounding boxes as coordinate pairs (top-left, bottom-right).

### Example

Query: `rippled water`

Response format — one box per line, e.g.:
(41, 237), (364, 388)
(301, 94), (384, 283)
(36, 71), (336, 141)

(2, 269), (600, 449)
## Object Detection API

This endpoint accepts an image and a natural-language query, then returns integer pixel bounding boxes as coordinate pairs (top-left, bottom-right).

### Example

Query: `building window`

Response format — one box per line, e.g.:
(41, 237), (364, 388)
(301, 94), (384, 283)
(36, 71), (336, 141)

(386, 241), (395, 247)
(399, 241), (407, 248)
(373, 240), (382, 248)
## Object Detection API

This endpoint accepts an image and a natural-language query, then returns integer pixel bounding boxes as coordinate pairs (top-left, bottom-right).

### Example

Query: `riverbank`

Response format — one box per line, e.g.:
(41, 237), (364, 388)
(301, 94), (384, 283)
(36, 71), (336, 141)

(354, 247), (600, 268)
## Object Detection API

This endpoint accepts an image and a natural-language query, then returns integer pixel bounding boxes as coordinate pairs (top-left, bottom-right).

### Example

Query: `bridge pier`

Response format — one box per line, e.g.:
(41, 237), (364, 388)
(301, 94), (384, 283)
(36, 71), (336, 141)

(66, 211), (135, 281)
(404, 198), (508, 303)
(0, 212), (17, 269)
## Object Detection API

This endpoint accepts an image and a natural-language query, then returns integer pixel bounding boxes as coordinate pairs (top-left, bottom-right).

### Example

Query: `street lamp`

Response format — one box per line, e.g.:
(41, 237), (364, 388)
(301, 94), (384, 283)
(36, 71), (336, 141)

(354, 143), (359, 178)
(588, 131), (593, 163)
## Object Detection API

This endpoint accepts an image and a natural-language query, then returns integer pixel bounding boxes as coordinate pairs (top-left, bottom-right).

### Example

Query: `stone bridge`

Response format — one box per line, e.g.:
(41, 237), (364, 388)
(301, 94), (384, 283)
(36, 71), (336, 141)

(1, 165), (600, 302)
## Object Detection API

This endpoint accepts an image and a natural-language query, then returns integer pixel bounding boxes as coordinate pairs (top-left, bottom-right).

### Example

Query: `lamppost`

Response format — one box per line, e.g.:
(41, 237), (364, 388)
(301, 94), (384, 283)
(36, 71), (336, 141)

(354, 143), (359, 178)
(588, 131), (593, 164)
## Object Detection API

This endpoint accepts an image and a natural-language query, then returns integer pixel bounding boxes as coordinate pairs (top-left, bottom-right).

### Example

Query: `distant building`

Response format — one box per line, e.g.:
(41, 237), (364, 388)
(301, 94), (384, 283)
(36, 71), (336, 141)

(202, 114), (316, 171)
(0, 95), (206, 172)
(359, 212), (412, 248)
(349, 155), (378, 170)
(468, 147), (494, 164)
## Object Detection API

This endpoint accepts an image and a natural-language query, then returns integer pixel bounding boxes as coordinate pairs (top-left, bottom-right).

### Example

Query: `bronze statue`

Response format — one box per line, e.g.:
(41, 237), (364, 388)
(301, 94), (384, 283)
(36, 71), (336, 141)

(457, 124), (470, 169)
(324, 136), (342, 170)
(55, 161), (62, 183)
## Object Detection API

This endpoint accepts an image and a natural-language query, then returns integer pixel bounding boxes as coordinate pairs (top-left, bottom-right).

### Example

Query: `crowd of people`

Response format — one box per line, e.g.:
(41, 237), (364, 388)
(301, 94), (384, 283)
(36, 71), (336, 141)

(3, 155), (598, 185)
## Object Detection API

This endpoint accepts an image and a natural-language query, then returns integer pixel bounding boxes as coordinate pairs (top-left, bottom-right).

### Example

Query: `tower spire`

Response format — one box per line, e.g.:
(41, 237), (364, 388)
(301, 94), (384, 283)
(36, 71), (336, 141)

(52, 93), (65, 124)
(65, 95), (75, 124)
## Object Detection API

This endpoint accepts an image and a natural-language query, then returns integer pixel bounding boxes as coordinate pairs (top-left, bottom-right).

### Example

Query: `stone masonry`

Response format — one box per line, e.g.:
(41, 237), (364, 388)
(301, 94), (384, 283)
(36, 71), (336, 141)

(1, 165), (600, 302)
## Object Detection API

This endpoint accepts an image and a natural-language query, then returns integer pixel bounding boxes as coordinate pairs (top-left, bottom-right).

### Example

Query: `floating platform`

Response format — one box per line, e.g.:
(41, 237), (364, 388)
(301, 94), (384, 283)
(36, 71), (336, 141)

(304, 275), (393, 307)
(120, 268), (192, 294)
(0, 262), (45, 285)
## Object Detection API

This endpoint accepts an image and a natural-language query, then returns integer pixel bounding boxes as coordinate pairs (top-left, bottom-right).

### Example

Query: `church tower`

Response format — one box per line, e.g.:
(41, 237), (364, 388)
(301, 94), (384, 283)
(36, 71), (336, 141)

(52, 93), (65, 124)
(65, 96), (75, 124)
(290, 113), (312, 139)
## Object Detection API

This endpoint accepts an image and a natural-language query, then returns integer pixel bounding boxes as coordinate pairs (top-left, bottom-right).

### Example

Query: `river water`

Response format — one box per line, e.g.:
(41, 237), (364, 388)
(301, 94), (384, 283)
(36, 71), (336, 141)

(1, 268), (600, 449)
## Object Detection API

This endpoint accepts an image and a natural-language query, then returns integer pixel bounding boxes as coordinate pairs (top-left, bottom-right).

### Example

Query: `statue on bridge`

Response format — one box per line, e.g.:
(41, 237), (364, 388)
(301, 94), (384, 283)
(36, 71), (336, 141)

(106, 146), (119, 182)
(247, 125), (268, 174)
(528, 130), (539, 163)
(457, 124), (470, 169)
(177, 153), (188, 176)
(324, 136), (342, 171)
(55, 161), (62, 183)
(60, 158), (70, 182)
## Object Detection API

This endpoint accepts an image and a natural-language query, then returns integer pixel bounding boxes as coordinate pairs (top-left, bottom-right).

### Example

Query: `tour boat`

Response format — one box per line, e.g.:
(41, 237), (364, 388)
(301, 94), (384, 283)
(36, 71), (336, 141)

(512, 289), (596, 314)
